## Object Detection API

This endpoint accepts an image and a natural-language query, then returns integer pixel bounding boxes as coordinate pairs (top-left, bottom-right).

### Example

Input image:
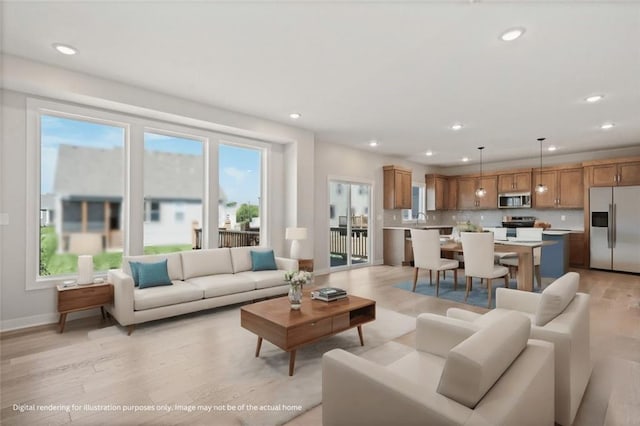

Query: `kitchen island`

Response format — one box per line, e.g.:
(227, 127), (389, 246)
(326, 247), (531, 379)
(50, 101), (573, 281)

(383, 226), (453, 266)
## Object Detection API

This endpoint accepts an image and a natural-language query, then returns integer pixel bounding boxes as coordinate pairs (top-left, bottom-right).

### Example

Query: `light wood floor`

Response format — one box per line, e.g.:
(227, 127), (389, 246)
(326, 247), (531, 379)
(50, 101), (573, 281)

(1, 265), (638, 425)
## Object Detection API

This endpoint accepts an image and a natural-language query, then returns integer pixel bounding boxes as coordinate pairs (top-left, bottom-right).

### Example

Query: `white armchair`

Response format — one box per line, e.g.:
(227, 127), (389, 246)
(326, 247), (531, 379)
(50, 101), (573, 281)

(447, 272), (591, 426)
(322, 311), (555, 426)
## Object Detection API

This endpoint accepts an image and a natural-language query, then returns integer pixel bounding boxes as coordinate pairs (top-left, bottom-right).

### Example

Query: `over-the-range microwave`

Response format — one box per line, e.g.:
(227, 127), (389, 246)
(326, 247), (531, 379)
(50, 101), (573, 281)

(498, 192), (531, 209)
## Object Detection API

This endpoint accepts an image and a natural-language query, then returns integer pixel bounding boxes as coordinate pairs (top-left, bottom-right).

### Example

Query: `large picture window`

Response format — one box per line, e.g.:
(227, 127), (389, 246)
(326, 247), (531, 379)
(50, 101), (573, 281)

(28, 100), (271, 289)
(218, 143), (262, 247)
(143, 132), (204, 253)
(39, 114), (125, 277)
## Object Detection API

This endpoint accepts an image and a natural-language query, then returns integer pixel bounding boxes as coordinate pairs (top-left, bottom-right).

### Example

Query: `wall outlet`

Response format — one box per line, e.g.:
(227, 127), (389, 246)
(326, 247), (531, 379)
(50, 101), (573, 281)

(452, 215), (456, 220)
(0, 213), (8, 225)
(561, 215), (566, 221)
(480, 215), (484, 221)
(393, 215), (397, 221)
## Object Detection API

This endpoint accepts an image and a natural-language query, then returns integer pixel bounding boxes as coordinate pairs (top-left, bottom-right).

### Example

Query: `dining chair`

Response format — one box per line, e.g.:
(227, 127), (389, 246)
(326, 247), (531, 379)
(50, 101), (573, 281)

(410, 229), (459, 296)
(460, 232), (509, 308)
(500, 227), (543, 288)
(483, 227), (516, 266)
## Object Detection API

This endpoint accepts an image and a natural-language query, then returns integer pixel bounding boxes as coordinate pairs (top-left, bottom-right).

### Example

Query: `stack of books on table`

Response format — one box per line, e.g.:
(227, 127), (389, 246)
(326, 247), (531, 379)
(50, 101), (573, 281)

(311, 287), (347, 302)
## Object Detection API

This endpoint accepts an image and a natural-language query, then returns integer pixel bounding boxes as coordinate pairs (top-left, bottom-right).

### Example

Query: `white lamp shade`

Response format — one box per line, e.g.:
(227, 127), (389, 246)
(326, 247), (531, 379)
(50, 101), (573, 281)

(285, 227), (307, 241)
(77, 255), (94, 285)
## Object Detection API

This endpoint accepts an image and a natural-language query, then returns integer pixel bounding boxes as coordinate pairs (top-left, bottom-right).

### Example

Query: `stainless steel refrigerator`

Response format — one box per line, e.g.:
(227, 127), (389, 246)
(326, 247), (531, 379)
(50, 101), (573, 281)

(590, 185), (640, 273)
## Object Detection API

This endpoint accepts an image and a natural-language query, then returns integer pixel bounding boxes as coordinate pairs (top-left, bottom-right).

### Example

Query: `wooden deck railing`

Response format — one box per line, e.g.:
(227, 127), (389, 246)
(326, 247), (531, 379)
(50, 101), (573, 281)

(330, 227), (368, 260)
(218, 229), (260, 248)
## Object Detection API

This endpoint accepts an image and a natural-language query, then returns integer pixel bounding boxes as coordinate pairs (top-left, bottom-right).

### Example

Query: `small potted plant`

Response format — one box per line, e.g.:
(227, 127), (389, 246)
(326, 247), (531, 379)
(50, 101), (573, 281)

(285, 270), (312, 310)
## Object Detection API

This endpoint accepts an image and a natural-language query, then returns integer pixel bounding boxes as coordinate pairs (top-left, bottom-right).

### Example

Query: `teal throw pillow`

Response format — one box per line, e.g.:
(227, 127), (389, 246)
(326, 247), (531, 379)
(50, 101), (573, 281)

(129, 261), (142, 287)
(250, 250), (277, 271)
(137, 259), (173, 289)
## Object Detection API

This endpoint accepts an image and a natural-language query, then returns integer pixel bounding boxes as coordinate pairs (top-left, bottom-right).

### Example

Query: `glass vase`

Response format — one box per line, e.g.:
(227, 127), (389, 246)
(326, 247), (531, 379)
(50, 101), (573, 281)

(288, 284), (302, 310)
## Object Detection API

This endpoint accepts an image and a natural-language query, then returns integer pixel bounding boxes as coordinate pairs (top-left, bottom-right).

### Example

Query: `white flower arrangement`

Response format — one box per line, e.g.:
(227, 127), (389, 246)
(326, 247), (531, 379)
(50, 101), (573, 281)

(284, 270), (312, 286)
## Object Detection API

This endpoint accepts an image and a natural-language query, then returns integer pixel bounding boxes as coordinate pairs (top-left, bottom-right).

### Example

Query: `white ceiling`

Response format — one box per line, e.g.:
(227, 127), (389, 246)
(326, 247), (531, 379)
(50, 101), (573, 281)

(2, 1), (640, 166)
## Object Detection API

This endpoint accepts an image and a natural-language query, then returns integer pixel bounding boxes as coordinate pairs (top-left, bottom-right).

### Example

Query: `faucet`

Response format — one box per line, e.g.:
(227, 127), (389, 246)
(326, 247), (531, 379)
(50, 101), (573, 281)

(416, 212), (427, 227)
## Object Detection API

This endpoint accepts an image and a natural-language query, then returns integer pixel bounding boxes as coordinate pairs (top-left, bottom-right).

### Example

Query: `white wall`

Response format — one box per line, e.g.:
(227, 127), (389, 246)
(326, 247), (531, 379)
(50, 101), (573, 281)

(0, 55), (314, 330)
(314, 141), (431, 274)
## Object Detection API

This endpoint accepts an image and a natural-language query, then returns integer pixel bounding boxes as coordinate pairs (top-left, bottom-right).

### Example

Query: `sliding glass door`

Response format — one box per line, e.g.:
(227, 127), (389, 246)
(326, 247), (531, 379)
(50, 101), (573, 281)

(329, 180), (371, 269)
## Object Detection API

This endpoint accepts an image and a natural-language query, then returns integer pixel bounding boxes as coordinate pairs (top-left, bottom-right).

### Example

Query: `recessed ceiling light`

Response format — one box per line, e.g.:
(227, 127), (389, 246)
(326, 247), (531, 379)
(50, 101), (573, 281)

(450, 123), (463, 131)
(585, 95), (604, 103)
(425, 150), (433, 156)
(369, 140), (378, 147)
(52, 43), (77, 55)
(462, 157), (469, 162)
(500, 27), (525, 42)
(600, 122), (615, 130)
(289, 112), (301, 119)
(547, 145), (557, 152)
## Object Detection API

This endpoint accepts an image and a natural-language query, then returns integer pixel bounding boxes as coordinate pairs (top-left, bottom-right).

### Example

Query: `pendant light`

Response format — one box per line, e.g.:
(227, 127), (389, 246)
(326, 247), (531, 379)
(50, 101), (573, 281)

(535, 137), (548, 194)
(475, 146), (486, 197)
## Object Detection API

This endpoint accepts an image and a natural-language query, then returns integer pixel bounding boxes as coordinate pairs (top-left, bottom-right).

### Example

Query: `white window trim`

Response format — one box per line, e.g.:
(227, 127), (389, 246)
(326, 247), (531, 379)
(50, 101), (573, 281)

(402, 181), (426, 223)
(25, 97), (271, 290)
(26, 98), (132, 290)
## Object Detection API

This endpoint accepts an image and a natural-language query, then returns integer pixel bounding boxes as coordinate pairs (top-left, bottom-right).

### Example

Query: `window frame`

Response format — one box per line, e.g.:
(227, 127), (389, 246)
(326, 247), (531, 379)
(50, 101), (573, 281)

(26, 98), (271, 290)
(402, 181), (426, 222)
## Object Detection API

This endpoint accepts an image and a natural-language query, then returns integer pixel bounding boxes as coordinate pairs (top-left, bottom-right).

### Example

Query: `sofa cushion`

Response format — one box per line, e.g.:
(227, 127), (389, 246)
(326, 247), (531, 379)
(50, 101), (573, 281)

(535, 272), (579, 326)
(181, 248), (233, 279)
(231, 247), (275, 273)
(437, 311), (530, 409)
(134, 281), (203, 311)
(250, 249), (277, 271)
(235, 270), (287, 290)
(136, 260), (172, 289)
(124, 253), (183, 281)
(186, 274), (255, 298)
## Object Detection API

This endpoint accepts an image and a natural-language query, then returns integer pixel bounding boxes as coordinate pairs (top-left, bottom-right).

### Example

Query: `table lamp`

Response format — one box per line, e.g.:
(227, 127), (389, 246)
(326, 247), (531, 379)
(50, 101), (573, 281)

(285, 227), (307, 259)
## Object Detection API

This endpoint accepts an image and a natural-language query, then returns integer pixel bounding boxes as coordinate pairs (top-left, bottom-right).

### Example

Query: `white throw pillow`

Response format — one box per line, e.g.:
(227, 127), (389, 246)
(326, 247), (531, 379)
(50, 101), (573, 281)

(437, 311), (530, 409)
(534, 272), (579, 326)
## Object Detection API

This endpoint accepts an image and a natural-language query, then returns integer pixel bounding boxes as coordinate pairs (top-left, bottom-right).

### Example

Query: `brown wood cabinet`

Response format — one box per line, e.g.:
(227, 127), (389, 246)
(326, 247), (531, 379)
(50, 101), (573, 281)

(425, 174), (448, 211)
(446, 177), (458, 210)
(533, 166), (583, 208)
(457, 176), (497, 209)
(383, 165), (412, 209)
(498, 171), (532, 193)
(569, 232), (585, 268)
(57, 282), (113, 333)
(587, 160), (640, 187)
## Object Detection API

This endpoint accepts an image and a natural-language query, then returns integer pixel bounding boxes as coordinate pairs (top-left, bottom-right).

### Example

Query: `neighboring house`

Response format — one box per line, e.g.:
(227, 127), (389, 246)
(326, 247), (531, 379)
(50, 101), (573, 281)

(52, 144), (229, 251)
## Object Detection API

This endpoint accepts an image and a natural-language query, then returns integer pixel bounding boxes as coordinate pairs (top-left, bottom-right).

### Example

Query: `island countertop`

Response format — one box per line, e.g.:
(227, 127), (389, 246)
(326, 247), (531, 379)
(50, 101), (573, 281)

(383, 225), (454, 230)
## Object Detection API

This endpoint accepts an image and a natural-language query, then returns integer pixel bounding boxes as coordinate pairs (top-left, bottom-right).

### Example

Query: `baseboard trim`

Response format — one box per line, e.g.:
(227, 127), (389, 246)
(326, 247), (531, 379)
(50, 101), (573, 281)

(1, 308), (100, 333)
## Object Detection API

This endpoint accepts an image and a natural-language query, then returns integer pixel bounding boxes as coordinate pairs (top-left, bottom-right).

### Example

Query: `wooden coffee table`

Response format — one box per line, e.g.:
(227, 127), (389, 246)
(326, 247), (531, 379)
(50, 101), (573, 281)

(240, 292), (376, 376)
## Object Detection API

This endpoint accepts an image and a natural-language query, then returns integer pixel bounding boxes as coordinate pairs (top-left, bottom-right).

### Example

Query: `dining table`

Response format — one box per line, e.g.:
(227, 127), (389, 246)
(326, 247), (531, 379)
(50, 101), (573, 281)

(440, 239), (556, 292)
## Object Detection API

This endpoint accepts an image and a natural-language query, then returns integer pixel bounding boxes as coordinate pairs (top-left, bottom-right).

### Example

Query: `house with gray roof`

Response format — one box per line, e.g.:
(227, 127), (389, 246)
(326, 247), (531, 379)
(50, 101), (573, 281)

(51, 144), (231, 252)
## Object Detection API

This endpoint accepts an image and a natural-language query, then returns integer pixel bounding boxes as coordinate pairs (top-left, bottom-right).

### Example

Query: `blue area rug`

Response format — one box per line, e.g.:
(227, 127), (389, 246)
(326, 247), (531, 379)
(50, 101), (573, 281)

(394, 272), (539, 309)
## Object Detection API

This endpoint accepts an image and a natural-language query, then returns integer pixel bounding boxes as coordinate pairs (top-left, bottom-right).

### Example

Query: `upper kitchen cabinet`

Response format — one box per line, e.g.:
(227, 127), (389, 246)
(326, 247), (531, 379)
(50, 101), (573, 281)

(457, 175), (498, 209)
(533, 166), (583, 208)
(585, 158), (640, 187)
(497, 170), (532, 193)
(425, 174), (448, 211)
(383, 165), (412, 209)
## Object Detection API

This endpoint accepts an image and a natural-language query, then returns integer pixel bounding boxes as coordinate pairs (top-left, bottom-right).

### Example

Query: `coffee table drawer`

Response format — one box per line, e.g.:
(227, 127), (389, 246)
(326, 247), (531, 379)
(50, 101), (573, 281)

(288, 317), (332, 347)
(332, 312), (350, 332)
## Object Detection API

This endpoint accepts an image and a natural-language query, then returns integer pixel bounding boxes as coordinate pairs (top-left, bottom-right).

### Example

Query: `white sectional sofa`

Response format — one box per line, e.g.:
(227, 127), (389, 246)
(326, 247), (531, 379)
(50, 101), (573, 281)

(107, 247), (298, 334)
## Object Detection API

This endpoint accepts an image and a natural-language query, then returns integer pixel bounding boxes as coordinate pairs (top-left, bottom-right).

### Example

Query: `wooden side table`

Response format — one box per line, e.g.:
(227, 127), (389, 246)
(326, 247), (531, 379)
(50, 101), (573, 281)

(56, 282), (114, 333)
(298, 258), (314, 273)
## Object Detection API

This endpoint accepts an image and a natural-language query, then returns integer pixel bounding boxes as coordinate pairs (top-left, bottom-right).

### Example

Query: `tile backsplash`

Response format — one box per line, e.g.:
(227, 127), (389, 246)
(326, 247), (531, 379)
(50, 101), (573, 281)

(384, 208), (584, 231)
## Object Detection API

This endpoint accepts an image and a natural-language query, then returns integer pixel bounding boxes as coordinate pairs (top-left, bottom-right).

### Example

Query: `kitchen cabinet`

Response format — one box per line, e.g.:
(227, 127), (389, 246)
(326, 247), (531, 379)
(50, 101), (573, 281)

(425, 174), (447, 211)
(569, 232), (585, 268)
(587, 160), (640, 187)
(498, 171), (532, 193)
(383, 165), (412, 209)
(533, 167), (583, 208)
(383, 229), (413, 266)
(457, 176), (497, 209)
(446, 177), (458, 210)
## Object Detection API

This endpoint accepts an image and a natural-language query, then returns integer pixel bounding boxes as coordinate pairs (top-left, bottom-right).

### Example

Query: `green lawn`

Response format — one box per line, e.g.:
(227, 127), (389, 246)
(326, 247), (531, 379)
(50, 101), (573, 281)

(40, 227), (192, 276)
